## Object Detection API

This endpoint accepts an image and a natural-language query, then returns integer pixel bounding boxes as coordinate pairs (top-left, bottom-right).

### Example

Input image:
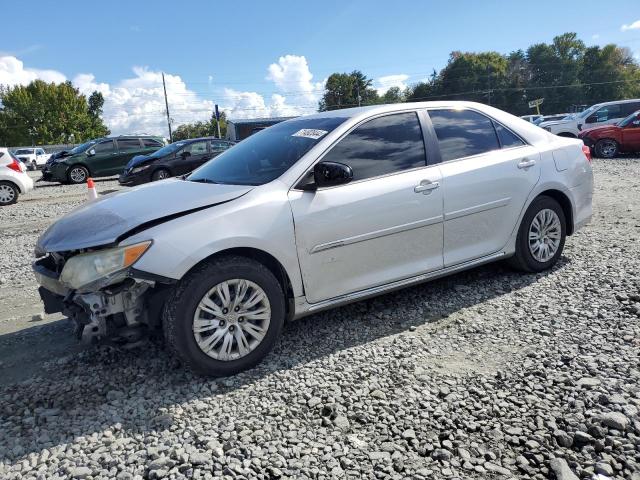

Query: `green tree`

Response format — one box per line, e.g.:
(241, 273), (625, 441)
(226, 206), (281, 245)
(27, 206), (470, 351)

(172, 111), (227, 141)
(0, 80), (110, 145)
(87, 91), (110, 138)
(381, 86), (405, 104)
(319, 70), (378, 111)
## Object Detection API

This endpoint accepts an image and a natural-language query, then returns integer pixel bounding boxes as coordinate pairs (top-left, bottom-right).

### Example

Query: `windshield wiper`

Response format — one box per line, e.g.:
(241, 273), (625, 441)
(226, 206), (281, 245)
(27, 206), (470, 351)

(188, 178), (218, 184)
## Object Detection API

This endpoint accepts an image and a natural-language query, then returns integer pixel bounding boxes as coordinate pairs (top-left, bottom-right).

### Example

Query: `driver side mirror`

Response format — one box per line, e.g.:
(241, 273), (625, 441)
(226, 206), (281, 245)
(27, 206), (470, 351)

(312, 161), (353, 189)
(585, 115), (598, 124)
(87, 148), (96, 156)
(180, 151), (191, 159)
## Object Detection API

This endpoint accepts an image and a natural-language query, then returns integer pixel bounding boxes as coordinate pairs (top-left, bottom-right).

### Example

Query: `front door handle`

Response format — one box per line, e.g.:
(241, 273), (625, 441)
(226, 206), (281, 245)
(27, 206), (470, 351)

(517, 158), (536, 169)
(414, 180), (440, 194)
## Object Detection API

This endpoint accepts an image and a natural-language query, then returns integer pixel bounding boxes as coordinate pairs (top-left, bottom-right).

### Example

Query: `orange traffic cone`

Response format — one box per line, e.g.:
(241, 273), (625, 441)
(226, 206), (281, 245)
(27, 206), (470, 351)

(87, 178), (98, 201)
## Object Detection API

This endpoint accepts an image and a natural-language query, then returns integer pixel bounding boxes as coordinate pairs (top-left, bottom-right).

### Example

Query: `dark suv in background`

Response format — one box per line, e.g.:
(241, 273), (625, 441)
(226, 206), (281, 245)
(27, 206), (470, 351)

(118, 137), (235, 186)
(42, 136), (166, 184)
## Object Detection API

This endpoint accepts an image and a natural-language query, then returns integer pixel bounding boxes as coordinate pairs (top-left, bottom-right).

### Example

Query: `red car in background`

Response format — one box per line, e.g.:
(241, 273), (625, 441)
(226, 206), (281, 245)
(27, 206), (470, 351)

(579, 109), (640, 158)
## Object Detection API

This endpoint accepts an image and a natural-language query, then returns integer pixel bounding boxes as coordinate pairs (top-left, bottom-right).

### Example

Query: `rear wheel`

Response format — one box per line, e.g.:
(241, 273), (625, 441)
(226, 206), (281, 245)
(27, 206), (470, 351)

(509, 196), (566, 272)
(163, 256), (285, 376)
(0, 181), (19, 206)
(152, 168), (171, 181)
(30, 161), (37, 171)
(594, 139), (619, 159)
(68, 165), (89, 184)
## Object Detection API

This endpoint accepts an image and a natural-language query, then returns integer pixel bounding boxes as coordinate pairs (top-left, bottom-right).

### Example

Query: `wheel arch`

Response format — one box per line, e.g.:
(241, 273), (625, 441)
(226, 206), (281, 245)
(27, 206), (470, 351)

(184, 246), (296, 320)
(534, 189), (574, 235)
(0, 179), (20, 194)
(152, 166), (172, 178)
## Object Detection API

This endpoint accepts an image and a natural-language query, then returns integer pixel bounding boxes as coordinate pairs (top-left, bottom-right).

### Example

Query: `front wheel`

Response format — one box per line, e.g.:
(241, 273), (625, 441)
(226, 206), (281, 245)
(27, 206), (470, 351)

(0, 181), (19, 206)
(594, 139), (618, 159)
(151, 168), (171, 181)
(67, 165), (89, 184)
(162, 256), (285, 376)
(509, 196), (566, 272)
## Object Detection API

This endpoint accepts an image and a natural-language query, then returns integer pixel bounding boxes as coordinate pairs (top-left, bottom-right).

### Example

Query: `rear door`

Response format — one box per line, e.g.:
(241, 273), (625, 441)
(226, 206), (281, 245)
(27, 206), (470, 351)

(428, 108), (541, 266)
(288, 111), (444, 303)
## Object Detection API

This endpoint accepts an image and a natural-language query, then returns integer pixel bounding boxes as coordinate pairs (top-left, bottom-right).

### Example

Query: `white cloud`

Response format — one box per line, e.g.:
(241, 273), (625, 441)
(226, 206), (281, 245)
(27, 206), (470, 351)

(376, 74), (409, 94)
(0, 55), (66, 87)
(621, 20), (640, 31)
(0, 54), (325, 135)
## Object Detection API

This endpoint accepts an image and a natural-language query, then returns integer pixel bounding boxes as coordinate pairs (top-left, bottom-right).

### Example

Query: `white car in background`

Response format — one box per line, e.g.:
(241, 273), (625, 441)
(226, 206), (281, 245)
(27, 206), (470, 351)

(539, 99), (640, 137)
(13, 147), (51, 171)
(33, 102), (593, 376)
(0, 148), (34, 205)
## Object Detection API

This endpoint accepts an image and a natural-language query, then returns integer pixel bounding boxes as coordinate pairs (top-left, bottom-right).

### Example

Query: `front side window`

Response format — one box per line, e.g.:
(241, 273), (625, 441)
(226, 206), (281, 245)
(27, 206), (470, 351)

(321, 112), (426, 182)
(36, 148), (45, 155)
(118, 139), (142, 151)
(429, 109), (500, 162)
(182, 141), (208, 156)
(188, 116), (348, 186)
(211, 140), (231, 150)
(93, 140), (114, 154)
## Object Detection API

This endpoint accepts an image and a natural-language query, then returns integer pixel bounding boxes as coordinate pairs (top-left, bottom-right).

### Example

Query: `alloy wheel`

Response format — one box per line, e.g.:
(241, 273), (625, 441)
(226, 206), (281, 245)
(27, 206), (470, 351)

(599, 140), (617, 158)
(69, 167), (87, 183)
(0, 184), (16, 204)
(528, 208), (561, 263)
(192, 279), (271, 361)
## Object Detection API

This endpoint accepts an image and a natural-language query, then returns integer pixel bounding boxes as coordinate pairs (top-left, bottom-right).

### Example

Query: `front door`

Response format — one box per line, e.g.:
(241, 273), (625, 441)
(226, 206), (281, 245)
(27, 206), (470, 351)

(86, 139), (116, 176)
(288, 111), (444, 304)
(112, 138), (145, 175)
(428, 108), (541, 266)
(175, 140), (210, 175)
(621, 116), (640, 151)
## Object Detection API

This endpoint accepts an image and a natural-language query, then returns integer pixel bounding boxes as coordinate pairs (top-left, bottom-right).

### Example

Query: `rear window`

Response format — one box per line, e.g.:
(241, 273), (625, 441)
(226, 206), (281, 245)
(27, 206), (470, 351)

(118, 139), (142, 151)
(143, 139), (163, 147)
(493, 122), (525, 148)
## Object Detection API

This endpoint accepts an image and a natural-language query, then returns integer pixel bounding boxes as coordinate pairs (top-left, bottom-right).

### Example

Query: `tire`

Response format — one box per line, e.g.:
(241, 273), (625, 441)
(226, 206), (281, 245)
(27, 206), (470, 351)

(30, 161), (37, 171)
(151, 169), (171, 181)
(508, 195), (566, 273)
(594, 139), (619, 159)
(67, 165), (89, 184)
(162, 255), (285, 376)
(0, 181), (19, 206)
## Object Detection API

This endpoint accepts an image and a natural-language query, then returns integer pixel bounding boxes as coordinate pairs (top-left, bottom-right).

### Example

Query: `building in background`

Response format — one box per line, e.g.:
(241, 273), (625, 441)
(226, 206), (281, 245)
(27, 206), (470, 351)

(226, 117), (296, 142)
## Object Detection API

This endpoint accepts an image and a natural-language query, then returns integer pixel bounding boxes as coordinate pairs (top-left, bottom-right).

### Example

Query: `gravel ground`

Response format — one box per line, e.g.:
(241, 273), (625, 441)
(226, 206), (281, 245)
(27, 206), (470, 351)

(0, 162), (639, 480)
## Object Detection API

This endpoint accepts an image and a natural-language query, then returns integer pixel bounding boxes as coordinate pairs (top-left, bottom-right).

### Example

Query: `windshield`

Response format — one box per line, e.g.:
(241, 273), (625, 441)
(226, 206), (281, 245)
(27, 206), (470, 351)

(618, 110), (640, 128)
(188, 116), (348, 186)
(14, 149), (33, 155)
(148, 141), (189, 158)
(578, 104), (600, 119)
(69, 139), (100, 155)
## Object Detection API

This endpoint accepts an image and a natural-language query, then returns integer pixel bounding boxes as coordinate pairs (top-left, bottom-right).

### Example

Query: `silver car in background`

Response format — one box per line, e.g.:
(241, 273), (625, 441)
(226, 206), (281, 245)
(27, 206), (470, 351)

(33, 101), (593, 376)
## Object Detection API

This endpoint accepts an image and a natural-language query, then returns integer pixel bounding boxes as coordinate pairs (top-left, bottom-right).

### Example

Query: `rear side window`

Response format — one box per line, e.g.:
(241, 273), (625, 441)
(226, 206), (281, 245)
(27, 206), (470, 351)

(143, 139), (163, 147)
(322, 112), (426, 182)
(595, 104), (622, 122)
(429, 109), (500, 162)
(493, 122), (525, 148)
(118, 139), (142, 151)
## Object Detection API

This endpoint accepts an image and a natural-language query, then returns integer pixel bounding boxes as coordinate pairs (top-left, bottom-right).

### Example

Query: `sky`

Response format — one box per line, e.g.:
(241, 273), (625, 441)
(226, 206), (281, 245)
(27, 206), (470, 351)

(1, 0), (639, 136)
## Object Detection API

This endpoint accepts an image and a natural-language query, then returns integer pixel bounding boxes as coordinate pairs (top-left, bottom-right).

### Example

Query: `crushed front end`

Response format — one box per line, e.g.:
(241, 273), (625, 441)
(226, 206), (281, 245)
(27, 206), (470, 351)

(33, 243), (173, 346)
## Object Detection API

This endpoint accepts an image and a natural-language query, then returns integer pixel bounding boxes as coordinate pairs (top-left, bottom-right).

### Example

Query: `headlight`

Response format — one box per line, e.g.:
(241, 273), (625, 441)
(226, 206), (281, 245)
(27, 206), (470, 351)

(131, 164), (151, 174)
(60, 241), (151, 290)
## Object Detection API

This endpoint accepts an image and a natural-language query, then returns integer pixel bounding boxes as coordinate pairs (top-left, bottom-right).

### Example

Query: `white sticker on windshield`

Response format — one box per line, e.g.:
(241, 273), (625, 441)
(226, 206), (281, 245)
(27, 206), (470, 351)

(292, 128), (328, 140)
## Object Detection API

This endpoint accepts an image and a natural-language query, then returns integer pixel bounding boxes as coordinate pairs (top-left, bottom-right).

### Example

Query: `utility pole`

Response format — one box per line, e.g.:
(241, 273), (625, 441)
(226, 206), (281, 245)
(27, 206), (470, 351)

(214, 104), (221, 139)
(487, 66), (492, 106)
(162, 73), (172, 143)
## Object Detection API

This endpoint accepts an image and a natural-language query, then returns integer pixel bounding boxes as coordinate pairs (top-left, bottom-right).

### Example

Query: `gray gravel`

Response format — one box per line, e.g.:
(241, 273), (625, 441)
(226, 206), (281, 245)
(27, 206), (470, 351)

(0, 162), (639, 479)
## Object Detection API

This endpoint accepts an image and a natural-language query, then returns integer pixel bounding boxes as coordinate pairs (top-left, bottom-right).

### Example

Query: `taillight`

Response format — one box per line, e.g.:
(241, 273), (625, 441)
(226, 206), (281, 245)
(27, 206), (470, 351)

(582, 145), (592, 163)
(6, 158), (22, 172)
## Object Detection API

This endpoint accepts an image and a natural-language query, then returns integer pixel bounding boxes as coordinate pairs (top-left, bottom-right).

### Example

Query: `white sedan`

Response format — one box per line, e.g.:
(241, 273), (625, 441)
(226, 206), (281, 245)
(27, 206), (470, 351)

(0, 148), (34, 205)
(33, 101), (593, 376)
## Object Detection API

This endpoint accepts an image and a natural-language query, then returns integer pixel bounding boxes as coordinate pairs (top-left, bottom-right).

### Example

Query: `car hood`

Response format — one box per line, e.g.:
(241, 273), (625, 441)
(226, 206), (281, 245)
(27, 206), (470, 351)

(36, 179), (253, 253)
(539, 119), (573, 128)
(579, 125), (620, 137)
(126, 154), (154, 169)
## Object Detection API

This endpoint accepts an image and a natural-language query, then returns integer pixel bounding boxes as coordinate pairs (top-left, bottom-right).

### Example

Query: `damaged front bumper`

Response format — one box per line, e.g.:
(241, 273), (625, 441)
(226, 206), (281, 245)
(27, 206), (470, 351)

(33, 256), (173, 346)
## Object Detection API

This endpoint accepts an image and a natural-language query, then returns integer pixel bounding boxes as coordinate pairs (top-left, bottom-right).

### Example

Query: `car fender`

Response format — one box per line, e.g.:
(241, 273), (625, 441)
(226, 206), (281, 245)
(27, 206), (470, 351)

(123, 181), (305, 297)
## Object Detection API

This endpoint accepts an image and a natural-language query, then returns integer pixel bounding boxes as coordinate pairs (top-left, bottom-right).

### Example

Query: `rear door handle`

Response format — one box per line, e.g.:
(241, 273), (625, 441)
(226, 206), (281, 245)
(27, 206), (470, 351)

(414, 180), (440, 194)
(517, 158), (536, 169)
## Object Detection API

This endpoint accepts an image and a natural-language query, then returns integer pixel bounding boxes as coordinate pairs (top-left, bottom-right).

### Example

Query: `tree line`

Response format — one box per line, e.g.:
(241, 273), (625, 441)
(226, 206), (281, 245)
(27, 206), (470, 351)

(319, 33), (640, 116)
(0, 80), (110, 146)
